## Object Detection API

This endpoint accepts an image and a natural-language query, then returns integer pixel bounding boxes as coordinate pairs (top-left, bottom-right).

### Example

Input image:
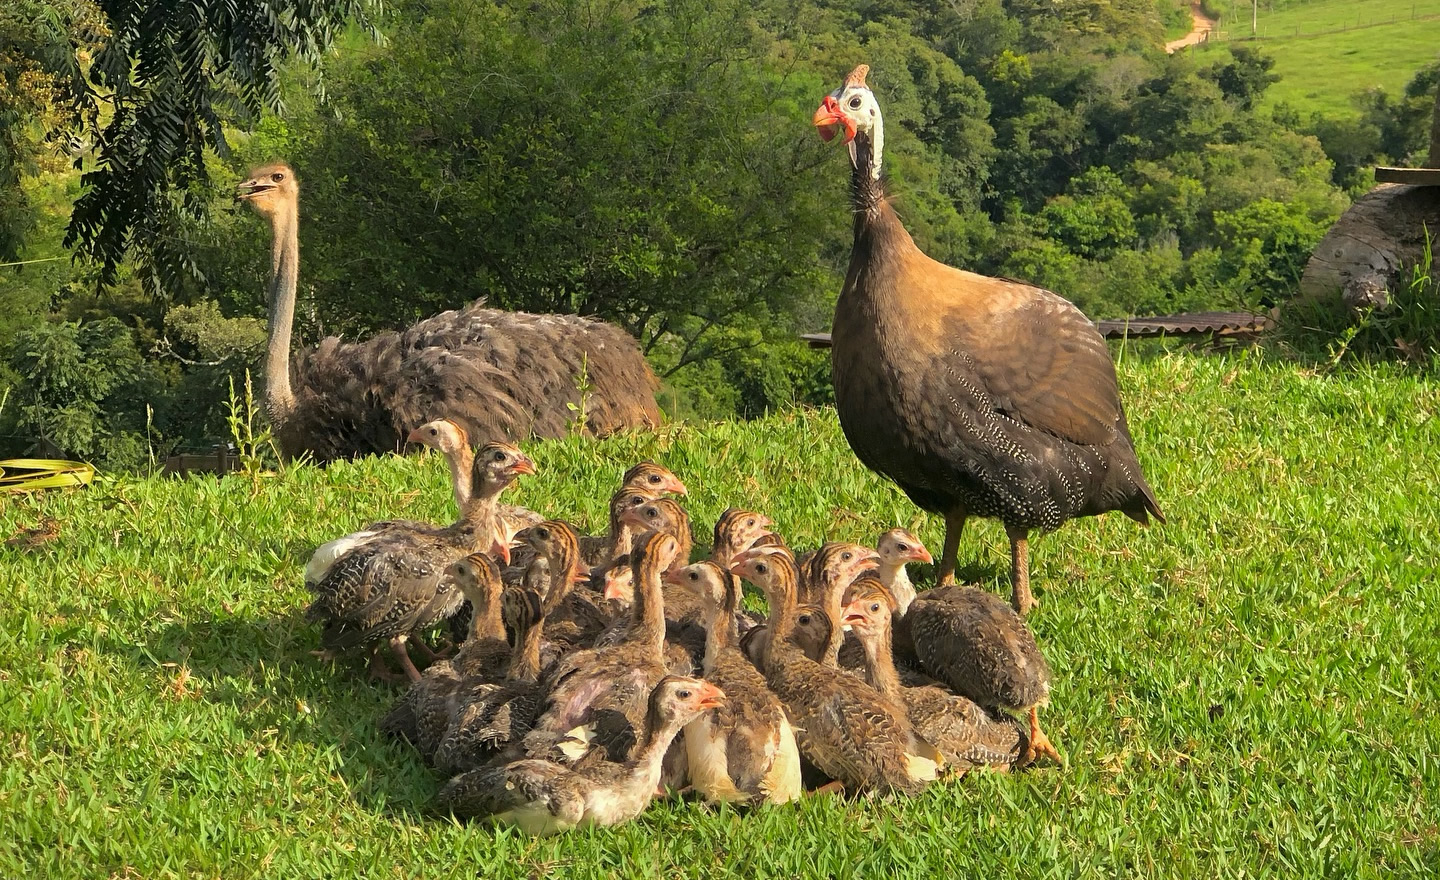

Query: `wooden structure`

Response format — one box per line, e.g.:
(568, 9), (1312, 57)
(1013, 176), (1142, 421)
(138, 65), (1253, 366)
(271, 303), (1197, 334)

(163, 445), (244, 477)
(801, 310), (1274, 349)
(1299, 83), (1440, 311)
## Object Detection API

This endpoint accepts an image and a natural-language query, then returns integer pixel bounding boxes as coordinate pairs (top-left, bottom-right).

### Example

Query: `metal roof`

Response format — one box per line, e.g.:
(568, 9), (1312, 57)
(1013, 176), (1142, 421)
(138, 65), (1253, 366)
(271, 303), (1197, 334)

(802, 310), (1274, 348)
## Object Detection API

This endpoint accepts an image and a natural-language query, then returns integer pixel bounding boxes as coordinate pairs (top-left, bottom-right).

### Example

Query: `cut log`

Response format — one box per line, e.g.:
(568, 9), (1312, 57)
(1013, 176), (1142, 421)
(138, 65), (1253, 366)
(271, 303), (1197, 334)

(1298, 184), (1440, 311)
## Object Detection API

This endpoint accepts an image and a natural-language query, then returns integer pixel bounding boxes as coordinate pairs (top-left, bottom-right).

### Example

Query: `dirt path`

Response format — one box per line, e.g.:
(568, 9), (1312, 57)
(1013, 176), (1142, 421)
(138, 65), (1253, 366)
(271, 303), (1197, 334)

(1165, 1), (1218, 53)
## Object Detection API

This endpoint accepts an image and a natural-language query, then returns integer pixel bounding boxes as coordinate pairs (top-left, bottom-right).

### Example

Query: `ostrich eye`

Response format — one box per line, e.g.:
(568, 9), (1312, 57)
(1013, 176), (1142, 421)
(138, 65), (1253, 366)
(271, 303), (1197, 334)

(848, 96), (862, 110)
(272, 172), (284, 181)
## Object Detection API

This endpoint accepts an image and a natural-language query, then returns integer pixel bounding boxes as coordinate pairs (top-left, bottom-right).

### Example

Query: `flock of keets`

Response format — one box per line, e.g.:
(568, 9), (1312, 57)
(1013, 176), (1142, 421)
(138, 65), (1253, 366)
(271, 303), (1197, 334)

(278, 65), (1164, 836)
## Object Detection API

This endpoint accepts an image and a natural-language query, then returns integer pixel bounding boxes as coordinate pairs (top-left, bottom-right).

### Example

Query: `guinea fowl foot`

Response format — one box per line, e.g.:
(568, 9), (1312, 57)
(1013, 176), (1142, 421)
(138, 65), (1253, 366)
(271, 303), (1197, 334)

(389, 637), (426, 683)
(410, 638), (452, 663)
(365, 647), (406, 683)
(1022, 707), (1063, 767)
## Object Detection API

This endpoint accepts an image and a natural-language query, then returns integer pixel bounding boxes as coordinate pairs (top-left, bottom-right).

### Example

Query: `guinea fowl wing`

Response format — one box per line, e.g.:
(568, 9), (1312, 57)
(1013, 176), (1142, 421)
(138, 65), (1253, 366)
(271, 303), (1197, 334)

(910, 586), (1051, 710)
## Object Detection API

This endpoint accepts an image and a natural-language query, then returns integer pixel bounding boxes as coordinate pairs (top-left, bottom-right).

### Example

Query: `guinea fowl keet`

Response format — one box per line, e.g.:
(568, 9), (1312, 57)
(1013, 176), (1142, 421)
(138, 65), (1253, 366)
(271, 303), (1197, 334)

(306, 442), (533, 682)
(843, 581), (1027, 772)
(668, 561), (802, 804)
(437, 675), (724, 834)
(237, 163), (659, 462)
(813, 66), (1164, 616)
(730, 547), (942, 796)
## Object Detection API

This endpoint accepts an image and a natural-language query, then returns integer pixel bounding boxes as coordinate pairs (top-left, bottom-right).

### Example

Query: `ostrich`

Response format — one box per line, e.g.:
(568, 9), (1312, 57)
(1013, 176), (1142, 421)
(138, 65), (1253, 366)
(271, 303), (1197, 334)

(236, 163), (660, 463)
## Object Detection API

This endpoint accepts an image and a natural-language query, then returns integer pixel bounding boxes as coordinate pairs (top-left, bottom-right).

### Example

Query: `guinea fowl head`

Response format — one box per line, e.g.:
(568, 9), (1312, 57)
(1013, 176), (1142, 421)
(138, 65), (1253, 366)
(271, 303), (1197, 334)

(841, 579), (894, 637)
(500, 587), (544, 636)
(236, 163), (298, 219)
(647, 676), (726, 734)
(877, 528), (932, 566)
(619, 498), (690, 544)
(812, 64), (884, 177)
(806, 542), (880, 597)
(406, 418), (467, 455)
(515, 521), (586, 584)
(471, 442), (535, 502)
(664, 560), (732, 608)
(445, 552), (503, 605)
(789, 604), (832, 661)
(713, 508), (772, 560)
(622, 461), (688, 496)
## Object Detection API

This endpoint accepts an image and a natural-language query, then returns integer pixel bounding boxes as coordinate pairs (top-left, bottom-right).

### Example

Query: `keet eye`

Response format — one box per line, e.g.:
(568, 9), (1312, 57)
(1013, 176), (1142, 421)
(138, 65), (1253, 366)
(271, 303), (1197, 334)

(688, 572), (698, 581)
(492, 450), (506, 461)
(537, 528), (550, 539)
(841, 552), (853, 562)
(870, 603), (881, 613)
(746, 518), (755, 527)
(756, 563), (768, 575)
(676, 689), (692, 699)
(648, 474), (662, 483)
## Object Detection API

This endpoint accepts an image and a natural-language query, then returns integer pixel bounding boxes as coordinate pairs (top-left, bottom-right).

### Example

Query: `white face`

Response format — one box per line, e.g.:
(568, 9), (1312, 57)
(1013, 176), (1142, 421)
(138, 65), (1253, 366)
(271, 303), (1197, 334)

(827, 85), (884, 178)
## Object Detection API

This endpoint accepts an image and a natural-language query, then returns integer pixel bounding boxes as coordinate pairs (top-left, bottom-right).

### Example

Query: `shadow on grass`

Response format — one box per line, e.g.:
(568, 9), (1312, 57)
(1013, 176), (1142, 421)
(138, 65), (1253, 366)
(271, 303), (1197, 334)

(106, 609), (450, 820)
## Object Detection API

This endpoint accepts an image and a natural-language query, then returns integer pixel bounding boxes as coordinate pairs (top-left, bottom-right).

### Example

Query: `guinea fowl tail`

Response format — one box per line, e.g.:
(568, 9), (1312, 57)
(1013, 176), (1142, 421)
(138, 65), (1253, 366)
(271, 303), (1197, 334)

(1125, 474), (1166, 526)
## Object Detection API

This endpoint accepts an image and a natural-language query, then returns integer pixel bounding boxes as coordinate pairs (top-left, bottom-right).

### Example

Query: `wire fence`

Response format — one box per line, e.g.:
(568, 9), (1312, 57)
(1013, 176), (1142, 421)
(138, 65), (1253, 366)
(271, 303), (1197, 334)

(1199, 5), (1440, 44)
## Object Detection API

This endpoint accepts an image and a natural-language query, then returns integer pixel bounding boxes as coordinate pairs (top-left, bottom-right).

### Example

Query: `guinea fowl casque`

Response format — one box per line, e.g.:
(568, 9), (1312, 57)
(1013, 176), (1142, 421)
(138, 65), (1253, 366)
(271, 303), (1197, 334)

(812, 67), (1165, 615)
(237, 163), (660, 463)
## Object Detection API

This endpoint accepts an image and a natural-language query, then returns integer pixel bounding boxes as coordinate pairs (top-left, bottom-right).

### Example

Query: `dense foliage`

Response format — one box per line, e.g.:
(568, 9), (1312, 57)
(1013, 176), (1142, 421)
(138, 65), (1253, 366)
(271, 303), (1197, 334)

(2, 0), (1438, 466)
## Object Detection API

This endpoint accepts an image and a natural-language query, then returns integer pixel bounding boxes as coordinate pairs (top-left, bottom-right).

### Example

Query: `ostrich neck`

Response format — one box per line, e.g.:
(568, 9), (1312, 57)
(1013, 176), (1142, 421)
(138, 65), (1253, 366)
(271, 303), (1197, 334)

(859, 619), (904, 700)
(264, 203), (299, 425)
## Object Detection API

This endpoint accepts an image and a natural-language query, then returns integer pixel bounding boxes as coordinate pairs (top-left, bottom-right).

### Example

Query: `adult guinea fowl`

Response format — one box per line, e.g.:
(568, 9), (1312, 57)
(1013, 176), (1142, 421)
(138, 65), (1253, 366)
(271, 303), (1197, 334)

(812, 66), (1165, 616)
(237, 163), (660, 463)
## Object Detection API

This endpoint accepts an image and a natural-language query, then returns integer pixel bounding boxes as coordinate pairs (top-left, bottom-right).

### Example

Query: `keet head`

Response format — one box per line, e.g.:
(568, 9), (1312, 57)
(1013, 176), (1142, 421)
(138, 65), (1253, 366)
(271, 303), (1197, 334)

(406, 418), (467, 455)
(842, 584), (893, 635)
(622, 461), (688, 497)
(812, 64), (884, 177)
(445, 552), (502, 600)
(664, 560), (728, 605)
(236, 163), (298, 219)
(878, 528), (932, 566)
(475, 442), (536, 484)
(652, 675), (727, 722)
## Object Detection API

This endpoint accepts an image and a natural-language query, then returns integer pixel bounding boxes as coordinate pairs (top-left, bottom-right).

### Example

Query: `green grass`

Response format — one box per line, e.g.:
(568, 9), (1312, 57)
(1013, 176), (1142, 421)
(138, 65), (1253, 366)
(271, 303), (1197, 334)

(2, 353), (1438, 877)
(1198, 0), (1440, 118)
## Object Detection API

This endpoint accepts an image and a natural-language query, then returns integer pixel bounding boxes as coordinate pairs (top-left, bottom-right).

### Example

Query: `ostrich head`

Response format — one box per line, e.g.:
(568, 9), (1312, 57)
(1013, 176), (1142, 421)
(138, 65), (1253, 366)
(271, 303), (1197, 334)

(237, 163), (299, 219)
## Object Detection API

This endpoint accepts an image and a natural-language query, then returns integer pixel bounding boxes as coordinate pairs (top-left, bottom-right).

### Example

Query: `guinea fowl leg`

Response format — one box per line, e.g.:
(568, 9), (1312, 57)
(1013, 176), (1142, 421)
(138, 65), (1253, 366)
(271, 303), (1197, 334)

(365, 645), (405, 683)
(1022, 706), (1062, 766)
(388, 636), (425, 683)
(1006, 524), (1035, 617)
(936, 511), (968, 587)
(410, 637), (452, 663)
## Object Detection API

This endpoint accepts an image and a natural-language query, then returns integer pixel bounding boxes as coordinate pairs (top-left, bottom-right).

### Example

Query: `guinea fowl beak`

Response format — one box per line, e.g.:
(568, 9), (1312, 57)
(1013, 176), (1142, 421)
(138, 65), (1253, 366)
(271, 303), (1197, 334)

(696, 682), (726, 711)
(913, 546), (934, 564)
(490, 537), (511, 566)
(665, 476), (689, 496)
(813, 95), (856, 144)
(663, 568), (688, 587)
(511, 456), (537, 476)
(404, 426), (427, 445)
(602, 574), (628, 602)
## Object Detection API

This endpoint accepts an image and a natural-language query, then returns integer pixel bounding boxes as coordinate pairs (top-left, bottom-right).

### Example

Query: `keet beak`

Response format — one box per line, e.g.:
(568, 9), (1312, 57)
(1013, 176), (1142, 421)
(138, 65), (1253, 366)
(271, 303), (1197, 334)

(490, 538), (511, 566)
(697, 682), (726, 710)
(510, 456), (537, 476)
(913, 546), (934, 564)
(663, 568), (687, 587)
(602, 575), (628, 602)
(665, 476), (689, 496)
(812, 95), (856, 144)
(405, 426), (427, 444)
(570, 568), (590, 586)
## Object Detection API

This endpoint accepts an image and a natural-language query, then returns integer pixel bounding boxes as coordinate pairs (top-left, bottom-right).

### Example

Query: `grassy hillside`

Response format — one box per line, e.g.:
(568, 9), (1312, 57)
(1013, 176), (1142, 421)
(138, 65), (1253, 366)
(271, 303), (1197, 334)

(1200, 0), (1440, 118)
(2, 354), (1438, 877)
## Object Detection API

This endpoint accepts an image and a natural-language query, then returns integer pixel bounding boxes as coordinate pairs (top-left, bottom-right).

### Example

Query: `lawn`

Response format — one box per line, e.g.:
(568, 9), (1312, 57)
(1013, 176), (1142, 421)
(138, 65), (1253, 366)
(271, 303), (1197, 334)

(1197, 0), (1440, 118)
(2, 353), (1438, 878)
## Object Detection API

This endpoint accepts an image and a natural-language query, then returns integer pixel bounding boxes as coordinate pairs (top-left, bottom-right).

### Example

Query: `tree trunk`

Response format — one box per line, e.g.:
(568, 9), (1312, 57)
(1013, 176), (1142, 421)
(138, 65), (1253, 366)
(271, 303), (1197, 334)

(1299, 184), (1440, 311)
(1429, 81), (1440, 168)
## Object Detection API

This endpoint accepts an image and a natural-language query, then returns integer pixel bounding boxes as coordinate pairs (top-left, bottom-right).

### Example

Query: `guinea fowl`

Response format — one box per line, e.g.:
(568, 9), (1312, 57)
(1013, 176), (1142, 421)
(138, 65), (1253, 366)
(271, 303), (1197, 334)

(434, 586), (549, 775)
(812, 66), (1165, 616)
(741, 541), (876, 671)
(515, 521), (610, 650)
(380, 551), (508, 755)
(519, 531), (680, 765)
(874, 528), (931, 616)
(907, 583), (1061, 766)
(237, 162), (659, 462)
(730, 547), (941, 796)
(668, 561), (802, 804)
(709, 508), (773, 566)
(842, 581), (1028, 773)
(437, 675), (724, 834)
(306, 443), (533, 681)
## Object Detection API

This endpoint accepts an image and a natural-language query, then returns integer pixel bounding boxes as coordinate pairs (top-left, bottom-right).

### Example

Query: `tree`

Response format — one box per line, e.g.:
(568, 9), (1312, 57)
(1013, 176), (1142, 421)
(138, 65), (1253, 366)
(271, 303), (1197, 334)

(51, 0), (372, 290)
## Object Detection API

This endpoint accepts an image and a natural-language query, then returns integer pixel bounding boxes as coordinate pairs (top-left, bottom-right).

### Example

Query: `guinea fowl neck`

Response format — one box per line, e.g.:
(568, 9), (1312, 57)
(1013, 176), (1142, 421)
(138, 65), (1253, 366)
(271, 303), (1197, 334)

(702, 572), (741, 671)
(264, 199), (299, 426)
(461, 468), (510, 526)
(634, 708), (688, 780)
(508, 610), (544, 683)
(857, 614), (904, 699)
(468, 587), (506, 644)
(879, 562), (916, 616)
(759, 561), (800, 671)
(542, 541), (580, 615)
(447, 445), (475, 511)
(629, 547), (668, 658)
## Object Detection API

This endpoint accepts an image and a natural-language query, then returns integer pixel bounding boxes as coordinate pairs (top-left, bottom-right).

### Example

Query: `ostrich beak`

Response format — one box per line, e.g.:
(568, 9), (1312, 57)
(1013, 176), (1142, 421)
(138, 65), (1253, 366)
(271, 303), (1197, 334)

(236, 180), (272, 200)
(813, 95), (856, 144)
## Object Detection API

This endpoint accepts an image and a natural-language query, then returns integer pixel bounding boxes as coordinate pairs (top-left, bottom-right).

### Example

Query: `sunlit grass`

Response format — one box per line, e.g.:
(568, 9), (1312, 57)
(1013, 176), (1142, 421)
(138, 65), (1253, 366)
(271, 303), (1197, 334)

(1, 353), (1437, 877)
